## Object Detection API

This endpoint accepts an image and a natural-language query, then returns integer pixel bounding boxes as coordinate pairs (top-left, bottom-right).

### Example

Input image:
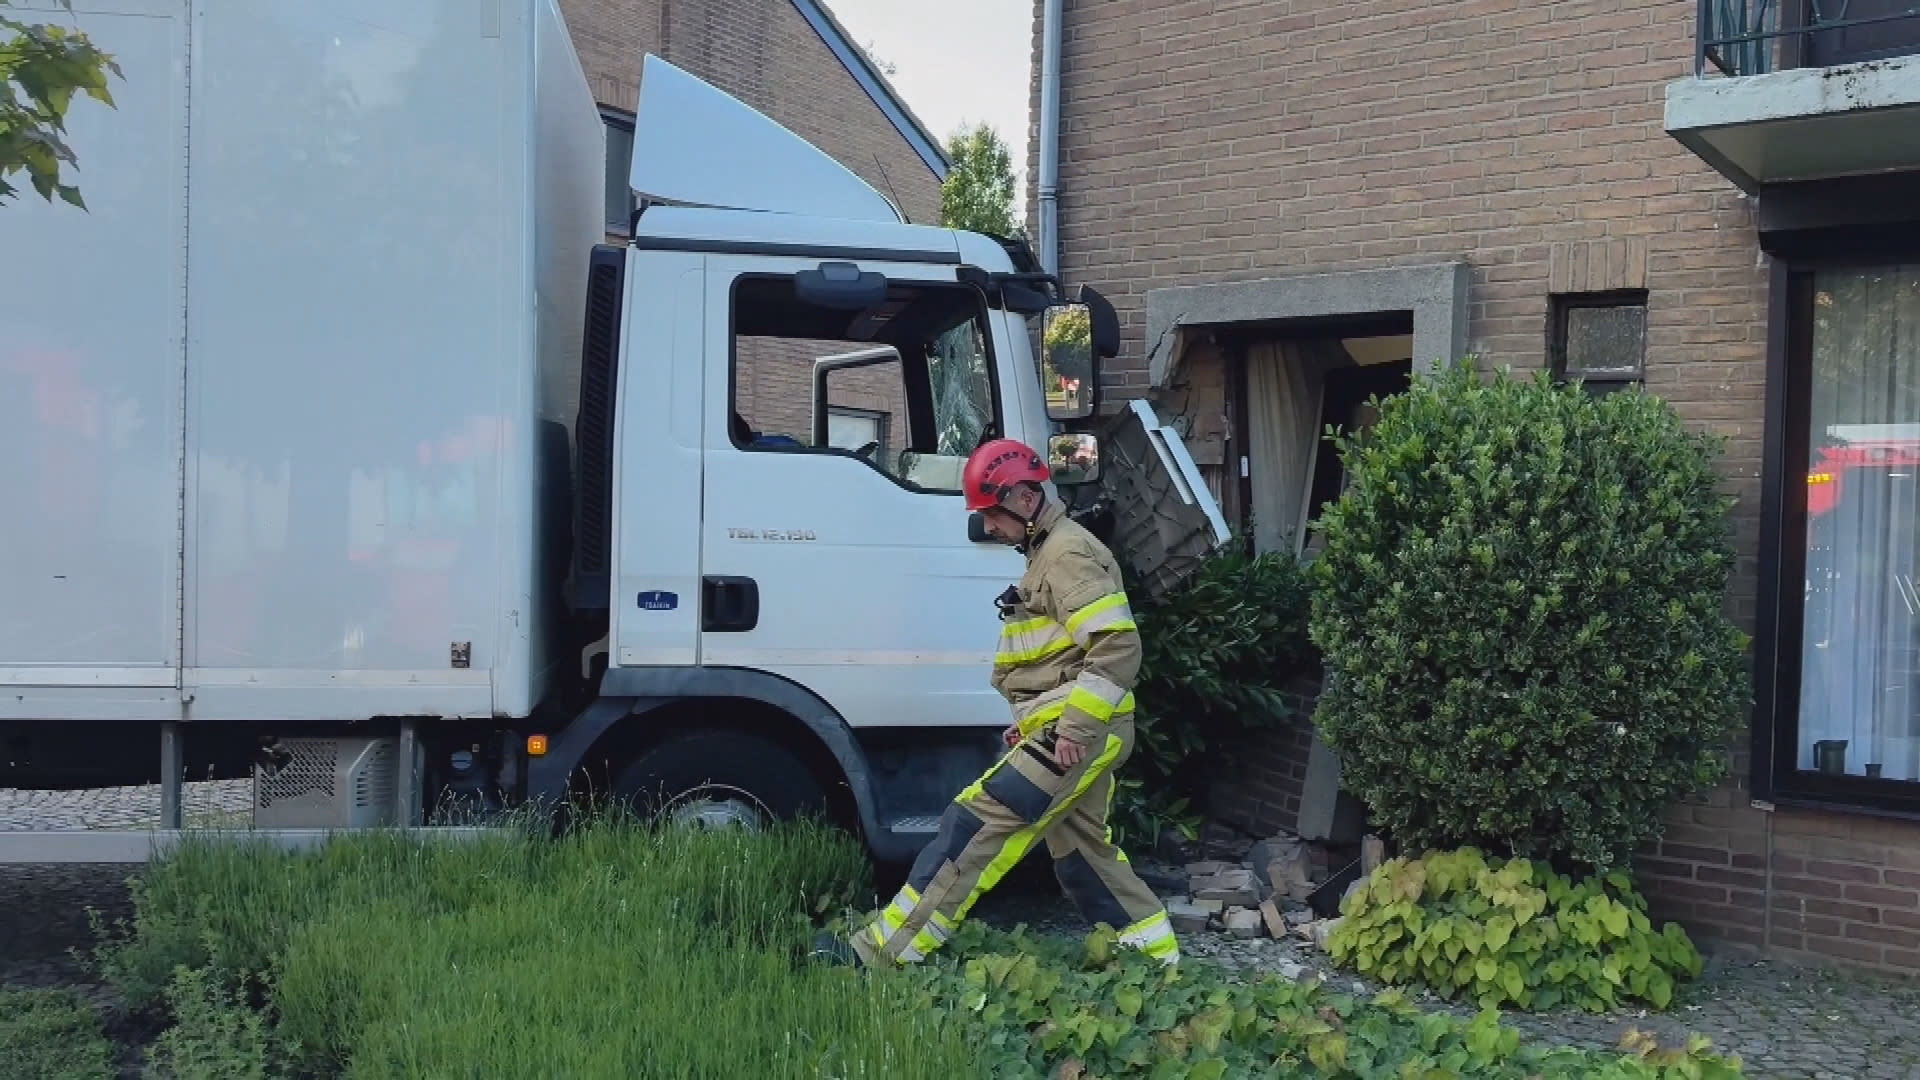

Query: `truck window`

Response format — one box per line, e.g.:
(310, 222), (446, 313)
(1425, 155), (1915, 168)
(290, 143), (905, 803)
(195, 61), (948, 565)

(729, 275), (998, 494)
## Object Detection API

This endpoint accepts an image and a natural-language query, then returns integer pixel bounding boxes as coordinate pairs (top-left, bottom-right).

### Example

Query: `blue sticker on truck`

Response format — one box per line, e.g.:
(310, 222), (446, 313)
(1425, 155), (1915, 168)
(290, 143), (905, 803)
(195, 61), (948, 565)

(637, 590), (679, 611)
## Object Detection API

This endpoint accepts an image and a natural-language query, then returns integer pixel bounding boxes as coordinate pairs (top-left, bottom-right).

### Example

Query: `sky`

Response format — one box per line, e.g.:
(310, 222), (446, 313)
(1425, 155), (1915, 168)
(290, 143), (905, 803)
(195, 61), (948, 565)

(823, 0), (1033, 213)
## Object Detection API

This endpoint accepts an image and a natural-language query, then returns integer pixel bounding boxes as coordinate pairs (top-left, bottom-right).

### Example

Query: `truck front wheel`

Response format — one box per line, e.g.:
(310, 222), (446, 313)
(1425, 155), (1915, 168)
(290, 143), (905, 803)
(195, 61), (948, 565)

(611, 730), (827, 831)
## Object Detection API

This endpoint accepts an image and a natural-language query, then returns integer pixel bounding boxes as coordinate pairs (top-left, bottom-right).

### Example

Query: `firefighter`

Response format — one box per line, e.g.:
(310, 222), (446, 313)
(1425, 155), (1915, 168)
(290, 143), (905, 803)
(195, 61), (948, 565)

(827, 437), (1179, 969)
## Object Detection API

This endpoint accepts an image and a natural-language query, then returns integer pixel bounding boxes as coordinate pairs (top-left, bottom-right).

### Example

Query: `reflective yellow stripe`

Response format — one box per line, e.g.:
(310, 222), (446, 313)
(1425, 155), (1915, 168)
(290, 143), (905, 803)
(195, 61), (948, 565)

(995, 616), (1073, 666)
(1011, 684), (1075, 737)
(1064, 592), (1136, 646)
(953, 733), (1128, 924)
(1119, 911), (1180, 964)
(957, 741), (1021, 803)
(1066, 685), (1135, 723)
(929, 910), (954, 933)
(1065, 672), (1134, 724)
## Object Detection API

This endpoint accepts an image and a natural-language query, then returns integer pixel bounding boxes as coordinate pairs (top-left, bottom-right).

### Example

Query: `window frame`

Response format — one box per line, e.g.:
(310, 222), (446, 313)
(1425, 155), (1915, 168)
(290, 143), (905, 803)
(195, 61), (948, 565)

(601, 107), (637, 238)
(723, 272), (1003, 498)
(1548, 289), (1649, 394)
(824, 404), (892, 456)
(1754, 253), (1920, 819)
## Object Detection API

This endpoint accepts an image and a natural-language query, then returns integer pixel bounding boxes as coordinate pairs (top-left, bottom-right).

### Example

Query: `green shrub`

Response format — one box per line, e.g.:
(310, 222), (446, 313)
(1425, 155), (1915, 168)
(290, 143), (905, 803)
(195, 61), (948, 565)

(142, 966), (283, 1080)
(1308, 360), (1750, 871)
(1328, 848), (1704, 1014)
(1116, 541), (1316, 849)
(0, 987), (115, 1080)
(907, 922), (1742, 1078)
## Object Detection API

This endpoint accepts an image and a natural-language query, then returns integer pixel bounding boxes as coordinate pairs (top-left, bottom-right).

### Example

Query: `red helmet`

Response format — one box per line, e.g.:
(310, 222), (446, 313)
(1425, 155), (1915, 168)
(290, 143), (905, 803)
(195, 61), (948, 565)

(963, 438), (1050, 512)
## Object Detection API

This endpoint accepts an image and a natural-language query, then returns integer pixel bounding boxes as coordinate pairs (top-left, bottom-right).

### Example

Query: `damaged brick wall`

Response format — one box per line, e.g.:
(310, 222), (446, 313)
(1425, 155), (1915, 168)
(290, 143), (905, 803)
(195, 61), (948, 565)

(1033, 0), (1920, 974)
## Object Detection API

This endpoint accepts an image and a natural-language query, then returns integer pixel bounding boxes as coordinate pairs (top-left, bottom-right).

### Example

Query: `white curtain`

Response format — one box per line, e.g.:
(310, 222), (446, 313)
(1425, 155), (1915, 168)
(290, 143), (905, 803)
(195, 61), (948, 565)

(1245, 341), (1326, 556)
(1797, 264), (1920, 780)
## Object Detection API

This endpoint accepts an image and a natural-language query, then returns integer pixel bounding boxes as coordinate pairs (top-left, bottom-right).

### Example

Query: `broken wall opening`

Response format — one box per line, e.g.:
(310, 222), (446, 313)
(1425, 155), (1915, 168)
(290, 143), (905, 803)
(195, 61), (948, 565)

(1139, 263), (1470, 850)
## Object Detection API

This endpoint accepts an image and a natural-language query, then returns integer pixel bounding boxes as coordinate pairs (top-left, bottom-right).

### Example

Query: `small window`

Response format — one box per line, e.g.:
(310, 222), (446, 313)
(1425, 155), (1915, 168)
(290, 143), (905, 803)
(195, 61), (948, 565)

(729, 276), (998, 494)
(1550, 291), (1647, 393)
(602, 109), (636, 236)
(826, 405), (890, 455)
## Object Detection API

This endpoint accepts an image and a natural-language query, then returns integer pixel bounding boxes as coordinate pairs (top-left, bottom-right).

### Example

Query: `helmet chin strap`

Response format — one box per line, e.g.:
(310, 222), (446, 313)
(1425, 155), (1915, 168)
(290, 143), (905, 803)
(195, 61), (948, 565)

(1006, 487), (1045, 553)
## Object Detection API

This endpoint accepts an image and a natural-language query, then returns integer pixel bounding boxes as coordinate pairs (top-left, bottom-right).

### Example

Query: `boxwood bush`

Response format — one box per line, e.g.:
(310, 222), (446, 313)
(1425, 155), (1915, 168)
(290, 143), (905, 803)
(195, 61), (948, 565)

(1307, 361), (1749, 871)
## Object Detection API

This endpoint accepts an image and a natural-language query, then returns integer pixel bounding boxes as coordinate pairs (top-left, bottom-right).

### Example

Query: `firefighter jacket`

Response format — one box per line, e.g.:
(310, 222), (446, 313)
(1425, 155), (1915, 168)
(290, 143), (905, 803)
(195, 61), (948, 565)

(991, 499), (1142, 746)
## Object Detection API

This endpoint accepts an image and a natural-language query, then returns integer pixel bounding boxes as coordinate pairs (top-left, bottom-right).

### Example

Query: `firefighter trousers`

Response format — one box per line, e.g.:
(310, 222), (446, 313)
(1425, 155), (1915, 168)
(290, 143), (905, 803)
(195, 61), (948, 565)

(850, 716), (1179, 967)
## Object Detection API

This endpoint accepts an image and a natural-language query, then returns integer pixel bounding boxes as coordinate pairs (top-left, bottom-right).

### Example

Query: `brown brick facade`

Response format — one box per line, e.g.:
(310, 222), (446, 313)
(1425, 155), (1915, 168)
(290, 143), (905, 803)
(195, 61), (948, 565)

(558, 0), (943, 228)
(1036, 0), (1920, 974)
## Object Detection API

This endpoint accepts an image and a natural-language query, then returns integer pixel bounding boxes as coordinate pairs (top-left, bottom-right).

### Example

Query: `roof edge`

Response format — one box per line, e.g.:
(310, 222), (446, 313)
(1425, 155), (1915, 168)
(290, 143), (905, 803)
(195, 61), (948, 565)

(790, 0), (951, 183)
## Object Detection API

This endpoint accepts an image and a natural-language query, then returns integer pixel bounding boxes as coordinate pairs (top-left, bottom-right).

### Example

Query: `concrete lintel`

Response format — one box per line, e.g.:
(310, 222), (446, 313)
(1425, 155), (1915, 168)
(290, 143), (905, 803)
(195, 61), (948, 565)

(1145, 262), (1471, 390)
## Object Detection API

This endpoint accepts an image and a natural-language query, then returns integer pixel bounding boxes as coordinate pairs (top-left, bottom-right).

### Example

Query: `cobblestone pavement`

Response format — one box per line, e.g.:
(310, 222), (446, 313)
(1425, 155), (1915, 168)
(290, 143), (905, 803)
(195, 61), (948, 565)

(973, 870), (1920, 1080)
(0, 780), (254, 831)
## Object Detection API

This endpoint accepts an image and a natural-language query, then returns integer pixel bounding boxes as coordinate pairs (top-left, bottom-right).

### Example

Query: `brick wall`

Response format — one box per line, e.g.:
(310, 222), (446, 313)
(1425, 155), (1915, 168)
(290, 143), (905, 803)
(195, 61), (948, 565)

(1036, 0), (1920, 974)
(560, 0), (943, 227)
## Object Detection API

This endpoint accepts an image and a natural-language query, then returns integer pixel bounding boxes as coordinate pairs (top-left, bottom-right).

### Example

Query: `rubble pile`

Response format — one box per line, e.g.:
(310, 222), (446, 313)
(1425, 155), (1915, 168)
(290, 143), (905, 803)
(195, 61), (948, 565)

(1157, 827), (1386, 954)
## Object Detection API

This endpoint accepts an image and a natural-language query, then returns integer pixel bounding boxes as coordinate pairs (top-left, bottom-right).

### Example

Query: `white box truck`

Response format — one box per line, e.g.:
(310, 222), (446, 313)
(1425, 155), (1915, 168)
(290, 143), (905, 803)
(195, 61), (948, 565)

(0, 0), (1225, 861)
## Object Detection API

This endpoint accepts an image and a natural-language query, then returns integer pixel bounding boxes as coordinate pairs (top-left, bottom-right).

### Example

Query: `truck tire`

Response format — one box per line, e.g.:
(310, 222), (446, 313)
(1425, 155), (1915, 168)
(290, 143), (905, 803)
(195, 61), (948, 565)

(611, 730), (826, 831)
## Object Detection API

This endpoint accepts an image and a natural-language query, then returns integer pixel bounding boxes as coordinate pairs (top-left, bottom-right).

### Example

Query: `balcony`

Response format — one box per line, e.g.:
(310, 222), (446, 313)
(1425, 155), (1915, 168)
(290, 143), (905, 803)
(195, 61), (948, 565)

(1666, 0), (1920, 193)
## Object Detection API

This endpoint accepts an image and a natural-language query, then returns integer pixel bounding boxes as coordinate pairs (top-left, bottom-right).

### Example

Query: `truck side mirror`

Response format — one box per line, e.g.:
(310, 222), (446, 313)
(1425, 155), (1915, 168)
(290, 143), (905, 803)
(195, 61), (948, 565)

(1042, 302), (1098, 422)
(1048, 433), (1100, 486)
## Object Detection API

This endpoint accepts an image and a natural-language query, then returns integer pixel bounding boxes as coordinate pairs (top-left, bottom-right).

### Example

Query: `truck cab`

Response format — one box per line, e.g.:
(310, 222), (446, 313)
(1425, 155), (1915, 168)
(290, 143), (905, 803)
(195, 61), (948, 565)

(528, 56), (1224, 863)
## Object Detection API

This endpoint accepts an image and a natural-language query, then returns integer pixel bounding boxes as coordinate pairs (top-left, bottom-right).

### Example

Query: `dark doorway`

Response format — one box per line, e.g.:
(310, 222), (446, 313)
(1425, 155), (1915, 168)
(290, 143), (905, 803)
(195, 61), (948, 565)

(1306, 359), (1414, 526)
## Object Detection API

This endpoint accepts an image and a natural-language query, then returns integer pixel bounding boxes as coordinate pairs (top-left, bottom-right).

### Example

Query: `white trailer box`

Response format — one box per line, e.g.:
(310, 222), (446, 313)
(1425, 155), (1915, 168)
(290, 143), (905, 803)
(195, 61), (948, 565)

(0, 0), (604, 724)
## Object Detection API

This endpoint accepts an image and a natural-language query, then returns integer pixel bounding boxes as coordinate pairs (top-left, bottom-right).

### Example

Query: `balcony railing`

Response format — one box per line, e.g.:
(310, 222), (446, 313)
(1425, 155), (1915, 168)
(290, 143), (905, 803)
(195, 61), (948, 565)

(1699, 0), (1920, 76)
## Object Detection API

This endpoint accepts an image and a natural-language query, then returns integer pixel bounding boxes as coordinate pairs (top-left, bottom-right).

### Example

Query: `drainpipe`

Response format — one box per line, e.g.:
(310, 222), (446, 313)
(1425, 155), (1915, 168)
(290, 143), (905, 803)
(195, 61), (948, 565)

(1037, 0), (1063, 276)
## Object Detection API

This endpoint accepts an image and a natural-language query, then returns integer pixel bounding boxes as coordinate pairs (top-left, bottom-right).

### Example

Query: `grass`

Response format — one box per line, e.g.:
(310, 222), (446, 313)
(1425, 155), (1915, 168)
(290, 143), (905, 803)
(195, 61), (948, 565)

(0, 987), (116, 1080)
(93, 816), (974, 1079)
(65, 814), (1746, 1079)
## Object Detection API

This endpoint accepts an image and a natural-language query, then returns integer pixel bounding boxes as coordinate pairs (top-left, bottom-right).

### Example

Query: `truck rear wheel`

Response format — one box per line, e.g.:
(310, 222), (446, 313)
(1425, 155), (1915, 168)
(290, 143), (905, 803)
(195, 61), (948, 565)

(611, 730), (826, 831)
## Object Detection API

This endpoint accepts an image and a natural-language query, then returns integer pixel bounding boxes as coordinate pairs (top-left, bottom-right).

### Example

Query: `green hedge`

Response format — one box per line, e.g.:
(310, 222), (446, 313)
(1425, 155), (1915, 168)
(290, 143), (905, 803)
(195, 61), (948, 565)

(1307, 361), (1750, 871)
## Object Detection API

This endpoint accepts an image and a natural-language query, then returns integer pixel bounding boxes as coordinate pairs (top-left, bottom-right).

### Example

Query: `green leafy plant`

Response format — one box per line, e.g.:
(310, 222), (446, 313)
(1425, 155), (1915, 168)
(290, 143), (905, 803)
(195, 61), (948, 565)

(0, 987), (115, 1080)
(142, 966), (283, 1080)
(1309, 359), (1750, 871)
(1113, 541), (1316, 849)
(903, 921), (1741, 1078)
(1, 0), (123, 208)
(1328, 848), (1705, 1014)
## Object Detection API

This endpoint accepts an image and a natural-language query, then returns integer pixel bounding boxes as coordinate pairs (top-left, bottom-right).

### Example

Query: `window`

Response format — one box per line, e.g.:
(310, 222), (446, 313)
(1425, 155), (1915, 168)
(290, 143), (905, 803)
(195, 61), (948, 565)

(826, 406), (889, 455)
(1549, 291), (1647, 394)
(729, 275), (997, 494)
(602, 109), (636, 236)
(1768, 263), (1920, 804)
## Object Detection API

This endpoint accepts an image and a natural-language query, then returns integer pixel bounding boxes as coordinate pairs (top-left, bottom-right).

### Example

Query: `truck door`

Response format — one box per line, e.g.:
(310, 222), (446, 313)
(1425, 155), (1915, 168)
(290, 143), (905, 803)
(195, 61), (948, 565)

(697, 257), (1024, 731)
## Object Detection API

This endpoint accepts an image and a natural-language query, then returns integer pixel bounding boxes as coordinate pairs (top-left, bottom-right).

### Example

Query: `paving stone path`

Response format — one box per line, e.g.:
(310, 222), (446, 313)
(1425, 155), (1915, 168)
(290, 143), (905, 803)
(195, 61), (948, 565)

(0, 780), (253, 831)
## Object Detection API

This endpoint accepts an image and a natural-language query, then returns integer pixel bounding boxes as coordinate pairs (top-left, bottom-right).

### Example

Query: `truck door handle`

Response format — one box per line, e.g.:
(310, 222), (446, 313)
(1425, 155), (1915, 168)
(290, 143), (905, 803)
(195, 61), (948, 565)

(702, 575), (759, 633)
